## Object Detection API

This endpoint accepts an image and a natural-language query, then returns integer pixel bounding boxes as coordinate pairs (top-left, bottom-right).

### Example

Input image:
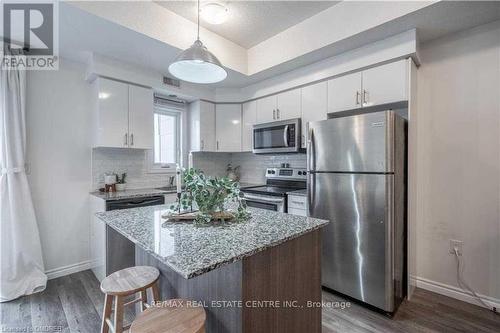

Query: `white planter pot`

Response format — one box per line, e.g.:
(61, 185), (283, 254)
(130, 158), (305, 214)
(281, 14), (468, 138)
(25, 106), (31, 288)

(115, 183), (126, 191)
(104, 175), (116, 185)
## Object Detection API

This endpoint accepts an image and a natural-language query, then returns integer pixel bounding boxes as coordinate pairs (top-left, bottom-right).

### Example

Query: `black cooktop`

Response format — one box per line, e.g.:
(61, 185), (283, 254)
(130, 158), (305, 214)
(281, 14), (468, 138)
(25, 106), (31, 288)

(241, 184), (305, 197)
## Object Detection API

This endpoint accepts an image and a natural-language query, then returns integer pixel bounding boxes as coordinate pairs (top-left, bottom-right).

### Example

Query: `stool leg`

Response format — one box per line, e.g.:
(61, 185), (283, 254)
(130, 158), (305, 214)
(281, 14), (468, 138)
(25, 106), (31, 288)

(151, 281), (160, 303)
(140, 289), (148, 311)
(114, 295), (124, 333)
(101, 294), (113, 333)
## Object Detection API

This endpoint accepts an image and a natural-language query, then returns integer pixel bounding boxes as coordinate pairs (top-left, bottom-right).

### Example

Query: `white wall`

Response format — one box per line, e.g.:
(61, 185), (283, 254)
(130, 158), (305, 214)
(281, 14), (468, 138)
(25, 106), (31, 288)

(414, 20), (500, 305)
(216, 29), (418, 102)
(26, 59), (93, 276)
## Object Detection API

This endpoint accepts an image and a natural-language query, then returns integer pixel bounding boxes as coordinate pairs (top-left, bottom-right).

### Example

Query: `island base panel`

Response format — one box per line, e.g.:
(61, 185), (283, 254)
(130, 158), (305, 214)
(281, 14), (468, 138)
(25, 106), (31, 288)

(136, 230), (321, 333)
(242, 229), (322, 333)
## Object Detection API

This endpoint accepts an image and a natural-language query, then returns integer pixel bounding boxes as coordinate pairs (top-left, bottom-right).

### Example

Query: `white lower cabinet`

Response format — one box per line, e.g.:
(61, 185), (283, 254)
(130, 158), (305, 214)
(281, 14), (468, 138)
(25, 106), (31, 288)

(90, 196), (106, 282)
(215, 104), (242, 152)
(287, 195), (307, 217)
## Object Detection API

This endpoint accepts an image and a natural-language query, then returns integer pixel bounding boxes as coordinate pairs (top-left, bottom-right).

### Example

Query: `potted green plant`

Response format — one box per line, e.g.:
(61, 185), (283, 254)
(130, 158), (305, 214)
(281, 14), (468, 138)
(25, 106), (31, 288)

(168, 168), (250, 224)
(115, 172), (127, 191)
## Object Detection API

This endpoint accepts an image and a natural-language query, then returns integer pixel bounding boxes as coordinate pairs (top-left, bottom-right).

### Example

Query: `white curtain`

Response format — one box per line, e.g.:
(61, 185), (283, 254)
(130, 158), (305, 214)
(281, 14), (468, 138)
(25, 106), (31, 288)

(0, 52), (47, 302)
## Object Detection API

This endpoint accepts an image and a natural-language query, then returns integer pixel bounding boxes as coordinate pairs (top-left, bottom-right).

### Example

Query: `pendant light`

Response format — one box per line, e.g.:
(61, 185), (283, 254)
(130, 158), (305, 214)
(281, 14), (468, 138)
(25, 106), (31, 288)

(168, 0), (227, 84)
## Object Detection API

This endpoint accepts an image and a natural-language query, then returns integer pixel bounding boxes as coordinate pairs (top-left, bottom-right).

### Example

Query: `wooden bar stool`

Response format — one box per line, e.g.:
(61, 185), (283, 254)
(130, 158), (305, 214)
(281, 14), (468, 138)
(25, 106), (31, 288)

(130, 299), (206, 333)
(100, 266), (160, 333)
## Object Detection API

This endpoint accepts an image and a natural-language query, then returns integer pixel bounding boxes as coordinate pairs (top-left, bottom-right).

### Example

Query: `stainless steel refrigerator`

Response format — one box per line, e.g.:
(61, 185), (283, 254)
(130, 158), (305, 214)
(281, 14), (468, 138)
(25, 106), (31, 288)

(307, 110), (406, 312)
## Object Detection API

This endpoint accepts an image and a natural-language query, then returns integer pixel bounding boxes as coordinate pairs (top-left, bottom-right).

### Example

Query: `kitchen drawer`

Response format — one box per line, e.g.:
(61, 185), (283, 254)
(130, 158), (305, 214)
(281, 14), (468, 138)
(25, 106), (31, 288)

(288, 207), (307, 217)
(288, 195), (307, 210)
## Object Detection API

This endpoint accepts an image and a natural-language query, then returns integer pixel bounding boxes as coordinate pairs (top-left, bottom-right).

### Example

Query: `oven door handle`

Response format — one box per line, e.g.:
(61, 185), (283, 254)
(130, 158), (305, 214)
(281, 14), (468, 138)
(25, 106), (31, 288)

(243, 194), (284, 204)
(283, 125), (289, 147)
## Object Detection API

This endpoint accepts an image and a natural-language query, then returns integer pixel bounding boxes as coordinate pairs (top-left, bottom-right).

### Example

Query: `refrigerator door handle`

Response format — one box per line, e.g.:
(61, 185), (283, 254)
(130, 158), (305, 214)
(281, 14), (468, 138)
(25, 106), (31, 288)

(307, 172), (316, 216)
(307, 127), (315, 172)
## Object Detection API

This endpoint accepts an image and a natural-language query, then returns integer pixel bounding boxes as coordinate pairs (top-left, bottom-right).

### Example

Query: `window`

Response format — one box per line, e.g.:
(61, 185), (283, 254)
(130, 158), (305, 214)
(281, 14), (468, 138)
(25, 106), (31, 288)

(150, 104), (182, 172)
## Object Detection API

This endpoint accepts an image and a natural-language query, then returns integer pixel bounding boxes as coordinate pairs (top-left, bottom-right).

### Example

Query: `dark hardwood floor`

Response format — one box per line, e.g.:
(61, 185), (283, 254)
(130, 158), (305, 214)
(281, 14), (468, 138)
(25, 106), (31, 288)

(1, 270), (498, 332)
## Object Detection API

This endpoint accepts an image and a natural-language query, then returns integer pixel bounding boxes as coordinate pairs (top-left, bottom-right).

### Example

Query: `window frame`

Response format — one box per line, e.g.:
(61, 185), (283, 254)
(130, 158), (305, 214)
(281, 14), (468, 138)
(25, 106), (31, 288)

(148, 103), (183, 174)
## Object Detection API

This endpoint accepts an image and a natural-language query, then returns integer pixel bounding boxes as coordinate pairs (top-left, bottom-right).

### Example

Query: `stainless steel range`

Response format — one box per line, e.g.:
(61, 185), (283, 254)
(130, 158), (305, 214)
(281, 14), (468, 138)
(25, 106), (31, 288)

(241, 168), (307, 212)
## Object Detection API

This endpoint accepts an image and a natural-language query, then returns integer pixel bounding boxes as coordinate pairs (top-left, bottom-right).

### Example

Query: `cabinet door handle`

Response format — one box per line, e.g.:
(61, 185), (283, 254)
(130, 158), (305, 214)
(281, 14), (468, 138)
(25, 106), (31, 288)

(201, 139), (204, 151)
(124, 133), (128, 146)
(130, 133), (134, 146)
(277, 108), (280, 119)
(216, 141), (219, 150)
(273, 109), (276, 120)
(356, 91), (360, 105)
(363, 90), (368, 105)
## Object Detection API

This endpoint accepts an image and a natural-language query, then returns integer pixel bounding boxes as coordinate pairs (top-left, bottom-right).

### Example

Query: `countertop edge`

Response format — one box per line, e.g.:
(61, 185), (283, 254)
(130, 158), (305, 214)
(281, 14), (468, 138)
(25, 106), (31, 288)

(98, 213), (328, 280)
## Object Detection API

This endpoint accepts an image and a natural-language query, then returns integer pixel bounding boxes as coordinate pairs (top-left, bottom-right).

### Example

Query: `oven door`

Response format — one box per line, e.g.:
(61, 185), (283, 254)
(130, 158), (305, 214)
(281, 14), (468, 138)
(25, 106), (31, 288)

(253, 118), (300, 154)
(243, 193), (285, 212)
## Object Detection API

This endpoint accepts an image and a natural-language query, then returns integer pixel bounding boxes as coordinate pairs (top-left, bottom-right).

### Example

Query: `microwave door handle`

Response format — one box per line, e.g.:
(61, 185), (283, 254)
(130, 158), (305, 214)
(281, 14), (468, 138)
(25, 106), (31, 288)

(283, 125), (289, 147)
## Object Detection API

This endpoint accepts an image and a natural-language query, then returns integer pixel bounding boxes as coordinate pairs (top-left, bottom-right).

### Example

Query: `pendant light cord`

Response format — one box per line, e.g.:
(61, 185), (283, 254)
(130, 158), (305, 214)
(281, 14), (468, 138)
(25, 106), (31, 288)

(197, 0), (200, 40)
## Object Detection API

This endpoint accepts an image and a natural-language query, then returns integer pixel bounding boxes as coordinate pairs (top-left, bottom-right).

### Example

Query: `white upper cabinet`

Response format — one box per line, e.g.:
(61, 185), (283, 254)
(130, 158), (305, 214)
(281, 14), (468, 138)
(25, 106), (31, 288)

(328, 59), (408, 114)
(361, 60), (408, 107)
(93, 78), (153, 149)
(189, 101), (216, 152)
(276, 88), (301, 120)
(256, 89), (301, 124)
(128, 85), (153, 149)
(256, 95), (277, 124)
(216, 104), (242, 152)
(94, 78), (129, 148)
(301, 82), (328, 148)
(242, 101), (257, 152)
(327, 72), (362, 114)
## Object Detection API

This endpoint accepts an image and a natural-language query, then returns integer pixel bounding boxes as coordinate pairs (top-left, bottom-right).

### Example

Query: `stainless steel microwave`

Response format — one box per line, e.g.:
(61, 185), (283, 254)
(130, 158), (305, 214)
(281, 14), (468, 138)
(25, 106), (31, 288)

(252, 118), (301, 154)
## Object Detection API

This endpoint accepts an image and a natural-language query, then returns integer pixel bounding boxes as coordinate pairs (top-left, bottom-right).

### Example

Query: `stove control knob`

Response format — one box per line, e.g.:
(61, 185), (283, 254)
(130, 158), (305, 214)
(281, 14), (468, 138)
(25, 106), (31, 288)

(267, 170), (272, 174)
(298, 171), (303, 175)
(271, 170), (276, 174)
(303, 171), (307, 175)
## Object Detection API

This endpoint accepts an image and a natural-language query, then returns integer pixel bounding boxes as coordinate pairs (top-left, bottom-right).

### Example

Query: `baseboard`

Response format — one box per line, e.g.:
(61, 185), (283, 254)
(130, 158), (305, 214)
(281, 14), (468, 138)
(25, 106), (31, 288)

(45, 260), (92, 280)
(413, 275), (500, 310)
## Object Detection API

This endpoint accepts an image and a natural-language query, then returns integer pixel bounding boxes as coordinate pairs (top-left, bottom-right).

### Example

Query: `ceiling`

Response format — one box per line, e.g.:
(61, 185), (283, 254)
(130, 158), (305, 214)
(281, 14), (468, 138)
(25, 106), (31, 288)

(155, 1), (339, 48)
(59, 1), (500, 89)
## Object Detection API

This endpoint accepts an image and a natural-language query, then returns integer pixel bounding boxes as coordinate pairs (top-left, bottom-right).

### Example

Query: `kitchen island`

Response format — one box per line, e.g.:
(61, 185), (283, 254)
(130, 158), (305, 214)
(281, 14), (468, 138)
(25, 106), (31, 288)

(96, 204), (328, 333)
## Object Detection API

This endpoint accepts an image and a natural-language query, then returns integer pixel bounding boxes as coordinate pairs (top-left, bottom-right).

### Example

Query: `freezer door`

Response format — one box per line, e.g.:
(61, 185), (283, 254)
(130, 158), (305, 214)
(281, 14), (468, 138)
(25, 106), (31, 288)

(308, 111), (394, 173)
(308, 172), (394, 311)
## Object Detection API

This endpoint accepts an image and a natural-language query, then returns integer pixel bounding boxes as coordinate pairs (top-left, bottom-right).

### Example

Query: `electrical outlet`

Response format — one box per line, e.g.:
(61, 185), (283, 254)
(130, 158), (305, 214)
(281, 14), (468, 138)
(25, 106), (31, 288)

(449, 239), (463, 256)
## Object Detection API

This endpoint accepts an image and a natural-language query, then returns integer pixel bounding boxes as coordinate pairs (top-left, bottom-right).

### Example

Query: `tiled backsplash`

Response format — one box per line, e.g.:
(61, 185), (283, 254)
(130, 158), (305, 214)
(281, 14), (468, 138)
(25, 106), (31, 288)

(190, 152), (231, 178)
(92, 148), (307, 190)
(192, 151), (306, 185)
(91, 148), (172, 190)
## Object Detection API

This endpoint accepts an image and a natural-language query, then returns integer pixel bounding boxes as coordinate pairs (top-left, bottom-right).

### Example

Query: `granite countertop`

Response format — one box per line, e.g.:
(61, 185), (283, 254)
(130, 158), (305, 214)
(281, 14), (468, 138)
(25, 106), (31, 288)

(91, 183), (258, 201)
(96, 203), (328, 279)
(286, 189), (307, 197)
(90, 188), (176, 201)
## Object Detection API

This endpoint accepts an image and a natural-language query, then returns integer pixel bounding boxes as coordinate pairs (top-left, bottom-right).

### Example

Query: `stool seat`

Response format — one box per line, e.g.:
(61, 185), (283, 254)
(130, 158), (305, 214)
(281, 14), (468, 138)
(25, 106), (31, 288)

(100, 266), (160, 296)
(130, 299), (206, 333)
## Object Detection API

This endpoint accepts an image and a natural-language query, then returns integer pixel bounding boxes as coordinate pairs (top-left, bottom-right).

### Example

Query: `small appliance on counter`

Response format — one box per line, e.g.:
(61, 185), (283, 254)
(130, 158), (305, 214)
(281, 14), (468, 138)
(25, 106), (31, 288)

(241, 167), (306, 212)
